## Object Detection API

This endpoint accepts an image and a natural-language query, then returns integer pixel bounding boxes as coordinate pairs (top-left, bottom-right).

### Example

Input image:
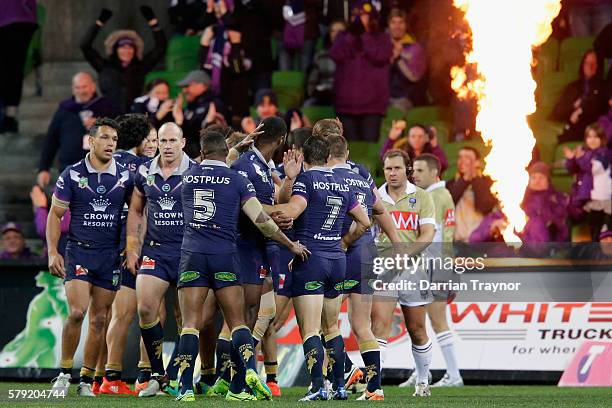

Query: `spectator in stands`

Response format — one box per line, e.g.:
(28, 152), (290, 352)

(131, 78), (177, 128)
(80, 6), (167, 113)
(387, 8), (427, 112)
(173, 70), (224, 158)
(37, 72), (119, 188)
(564, 123), (611, 241)
(597, 91), (612, 145)
(553, 50), (607, 143)
(380, 121), (448, 174)
(168, 0), (210, 36)
(447, 146), (497, 242)
(284, 108), (311, 132)
(566, 0), (612, 37)
(305, 19), (346, 106)
(241, 89), (281, 133)
(200, 3), (252, 127)
(0, 222), (35, 260)
(279, 0), (319, 72)
(594, 22), (612, 84)
(0, 0), (38, 133)
(330, 0), (392, 142)
(30, 185), (70, 257)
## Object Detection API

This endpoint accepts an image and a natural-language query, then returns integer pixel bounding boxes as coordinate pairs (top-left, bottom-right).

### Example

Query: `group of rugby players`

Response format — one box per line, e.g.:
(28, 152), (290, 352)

(48, 112), (463, 402)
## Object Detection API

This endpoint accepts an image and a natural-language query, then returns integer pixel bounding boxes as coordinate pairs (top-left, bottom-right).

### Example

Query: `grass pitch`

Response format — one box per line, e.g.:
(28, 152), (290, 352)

(0, 383), (610, 407)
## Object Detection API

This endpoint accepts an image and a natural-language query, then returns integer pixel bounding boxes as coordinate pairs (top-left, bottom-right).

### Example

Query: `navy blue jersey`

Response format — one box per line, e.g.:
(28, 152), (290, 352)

(332, 164), (375, 247)
(347, 160), (376, 192)
(181, 160), (256, 254)
(53, 155), (133, 249)
(291, 167), (359, 259)
(136, 153), (195, 254)
(114, 150), (143, 250)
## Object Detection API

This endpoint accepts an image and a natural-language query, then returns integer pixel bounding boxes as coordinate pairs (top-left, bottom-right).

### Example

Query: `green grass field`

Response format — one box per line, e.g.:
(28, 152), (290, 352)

(0, 383), (610, 407)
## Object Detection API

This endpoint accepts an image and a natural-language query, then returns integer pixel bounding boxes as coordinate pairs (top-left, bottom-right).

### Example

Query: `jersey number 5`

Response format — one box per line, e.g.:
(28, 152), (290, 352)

(322, 196), (343, 231)
(193, 189), (216, 222)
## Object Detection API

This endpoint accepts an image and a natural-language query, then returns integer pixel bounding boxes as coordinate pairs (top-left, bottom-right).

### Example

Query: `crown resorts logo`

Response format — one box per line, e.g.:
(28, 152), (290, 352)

(89, 197), (111, 212)
(157, 196), (177, 211)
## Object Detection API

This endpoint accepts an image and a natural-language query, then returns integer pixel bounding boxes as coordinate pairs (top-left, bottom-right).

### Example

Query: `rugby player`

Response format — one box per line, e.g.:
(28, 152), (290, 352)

(49, 118), (133, 396)
(175, 131), (309, 401)
(124, 123), (196, 397)
(404, 153), (463, 388)
(372, 149), (436, 397)
(268, 135), (370, 401)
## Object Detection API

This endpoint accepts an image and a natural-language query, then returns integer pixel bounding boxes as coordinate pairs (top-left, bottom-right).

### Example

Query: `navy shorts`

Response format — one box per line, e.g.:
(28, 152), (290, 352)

(121, 264), (136, 290)
(291, 254), (346, 299)
(138, 246), (181, 285)
(267, 242), (294, 297)
(177, 250), (241, 290)
(237, 239), (267, 285)
(64, 245), (121, 291)
(345, 244), (377, 295)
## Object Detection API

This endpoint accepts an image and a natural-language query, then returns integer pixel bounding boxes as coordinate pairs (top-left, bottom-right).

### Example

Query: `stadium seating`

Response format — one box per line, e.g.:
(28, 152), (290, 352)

(379, 106), (407, 144)
(301, 105), (335, 124)
(559, 36), (595, 74)
(535, 37), (560, 77)
(348, 140), (384, 182)
(165, 35), (201, 72)
(144, 70), (190, 98)
(272, 71), (306, 110)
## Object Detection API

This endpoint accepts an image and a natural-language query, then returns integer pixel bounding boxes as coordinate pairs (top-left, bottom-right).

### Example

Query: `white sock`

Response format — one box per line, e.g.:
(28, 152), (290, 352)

(436, 331), (460, 380)
(411, 339), (432, 384)
(376, 338), (387, 368)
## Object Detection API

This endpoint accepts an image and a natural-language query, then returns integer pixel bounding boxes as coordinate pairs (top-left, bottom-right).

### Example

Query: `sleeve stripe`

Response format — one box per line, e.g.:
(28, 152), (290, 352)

(419, 217), (436, 226)
(51, 195), (70, 209)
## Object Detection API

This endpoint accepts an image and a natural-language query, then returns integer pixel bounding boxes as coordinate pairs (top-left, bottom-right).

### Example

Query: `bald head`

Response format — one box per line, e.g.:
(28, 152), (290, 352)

(158, 122), (186, 164)
(159, 122), (184, 139)
(72, 72), (96, 103)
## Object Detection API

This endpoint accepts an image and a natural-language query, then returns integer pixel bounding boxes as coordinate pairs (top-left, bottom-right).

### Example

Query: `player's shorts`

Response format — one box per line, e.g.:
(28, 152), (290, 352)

(177, 250), (241, 290)
(372, 268), (433, 307)
(291, 254), (346, 299)
(121, 264), (136, 290)
(344, 243), (377, 295)
(64, 244), (121, 291)
(237, 238), (267, 285)
(138, 246), (181, 285)
(266, 242), (294, 297)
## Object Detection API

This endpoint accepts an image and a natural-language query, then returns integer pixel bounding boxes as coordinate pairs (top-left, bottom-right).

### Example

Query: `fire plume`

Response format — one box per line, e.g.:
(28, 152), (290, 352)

(451, 0), (561, 242)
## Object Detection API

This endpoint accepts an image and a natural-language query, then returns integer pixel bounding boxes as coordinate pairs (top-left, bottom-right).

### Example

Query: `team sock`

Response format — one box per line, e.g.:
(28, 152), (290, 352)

(140, 318), (165, 375)
(436, 331), (460, 380)
(80, 366), (95, 384)
(137, 362), (152, 383)
(303, 334), (325, 391)
(376, 338), (387, 368)
(94, 371), (104, 385)
(177, 328), (199, 394)
(324, 333), (346, 388)
(231, 326), (257, 370)
(165, 340), (180, 381)
(200, 367), (217, 387)
(228, 340), (246, 394)
(412, 339), (433, 384)
(344, 352), (354, 374)
(216, 335), (232, 381)
(359, 340), (381, 392)
(104, 364), (121, 381)
(59, 359), (73, 375)
(265, 361), (278, 383)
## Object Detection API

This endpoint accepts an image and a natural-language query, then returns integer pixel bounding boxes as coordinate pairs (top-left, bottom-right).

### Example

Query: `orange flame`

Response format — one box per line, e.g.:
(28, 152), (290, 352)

(451, 0), (561, 243)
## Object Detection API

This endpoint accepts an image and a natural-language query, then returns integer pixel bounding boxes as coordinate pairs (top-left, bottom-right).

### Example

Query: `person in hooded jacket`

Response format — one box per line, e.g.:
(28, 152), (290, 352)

(80, 6), (167, 113)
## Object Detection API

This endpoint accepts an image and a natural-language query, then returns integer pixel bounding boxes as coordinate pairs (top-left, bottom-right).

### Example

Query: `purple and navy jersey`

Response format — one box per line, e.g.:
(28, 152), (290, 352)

(181, 159), (256, 254)
(53, 155), (133, 249)
(347, 160), (376, 192)
(332, 164), (375, 247)
(291, 167), (359, 259)
(136, 154), (195, 254)
(114, 150), (144, 249)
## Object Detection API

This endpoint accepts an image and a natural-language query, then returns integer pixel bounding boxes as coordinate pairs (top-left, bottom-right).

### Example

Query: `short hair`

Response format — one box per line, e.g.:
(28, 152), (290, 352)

(89, 117), (119, 137)
(414, 153), (441, 176)
(287, 127), (312, 150)
(258, 116), (287, 145)
(115, 114), (149, 149)
(144, 78), (170, 93)
(200, 123), (232, 139)
(312, 118), (342, 138)
(585, 123), (607, 147)
(383, 149), (413, 177)
(200, 131), (228, 158)
(388, 7), (407, 22)
(327, 134), (348, 159)
(226, 131), (246, 149)
(303, 135), (330, 166)
(459, 146), (481, 160)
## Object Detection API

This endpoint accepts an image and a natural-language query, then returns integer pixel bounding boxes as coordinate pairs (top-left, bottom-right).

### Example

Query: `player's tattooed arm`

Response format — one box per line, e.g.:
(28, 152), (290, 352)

(372, 196), (401, 244)
(266, 195), (307, 220)
(342, 203), (371, 250)
(126, 189), (146, 275)
(47, 203), (67, 278)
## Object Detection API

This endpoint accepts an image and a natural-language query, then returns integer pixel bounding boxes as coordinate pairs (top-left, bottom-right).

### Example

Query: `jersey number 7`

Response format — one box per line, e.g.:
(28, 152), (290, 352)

(322, 196), (343, 231)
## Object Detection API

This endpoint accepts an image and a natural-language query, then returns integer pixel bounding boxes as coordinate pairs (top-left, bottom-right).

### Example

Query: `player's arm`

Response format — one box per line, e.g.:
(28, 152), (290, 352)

(126, 188), (147, 275)
(372, 196), (401, 244)
(266, 194), (307, 220)
(405, 192), (436, 256)
(342, 203), (371, 250)
(47, 200), (68, 278)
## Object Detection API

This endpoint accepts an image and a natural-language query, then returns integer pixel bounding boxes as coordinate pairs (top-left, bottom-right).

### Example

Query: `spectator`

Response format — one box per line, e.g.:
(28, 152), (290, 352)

(241, 89), (281, 134)
(446, 146), (497, 242)
(30, 185), (70, 257)
(279, 0), (320, 72)
(37, 72), (120, 188)
(80, 6), (167, 113)
(380, 121), (448, 174)
(304, 19), (346, 106)
(320, 0), (351, 25)
(566, 0), (612, 37)
(593, 22), (612, 82)
(330, 0), (393, 142)
(200, 3), (252, 127)
(387, 8), (428, 112)
(0, 0), (38, 133)
(553, 50), (607, 143)
(284, 108), (312, 132)
(597, 86), (612, 144)
(168, 0), (210, 36)
(173, 70), (224, 158)
(564, 123), (611, 240)
(0, 222), (35, 260)
(131, 78), (178, 128)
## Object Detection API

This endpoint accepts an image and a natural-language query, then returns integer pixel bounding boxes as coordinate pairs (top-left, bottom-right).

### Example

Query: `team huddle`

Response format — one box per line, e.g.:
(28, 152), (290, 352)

(47, 113), (463, 402)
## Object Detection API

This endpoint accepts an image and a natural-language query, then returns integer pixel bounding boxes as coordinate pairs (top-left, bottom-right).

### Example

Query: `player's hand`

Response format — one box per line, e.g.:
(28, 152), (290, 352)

(36, 170), (51, 188)
(270, 211), (293, 230)
(290, 241), (310, 261)
(48, 252), (65, 278)
(125, 251), (140, 275)
(235, 123), (264, 153)
(283, 149), (303, 180)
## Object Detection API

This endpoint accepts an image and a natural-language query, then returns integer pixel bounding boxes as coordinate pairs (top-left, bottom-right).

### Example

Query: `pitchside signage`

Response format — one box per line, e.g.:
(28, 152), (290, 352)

(558, 341), (612, 387)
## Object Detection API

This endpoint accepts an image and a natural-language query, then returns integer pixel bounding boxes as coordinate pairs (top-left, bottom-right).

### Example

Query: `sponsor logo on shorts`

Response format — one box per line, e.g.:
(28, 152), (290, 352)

(343, 279), (359, 290)
(334, 282), (344, 291)
(304, 281), (323, 291)
(259, 266), (268, 279)
(279, 273), (285, 289)
(179, 271), (200, 283)
(76, 265), (88, 276)
(112, 270), (120, 286)
(140, 256), (156, 270)
(215, 272), (237, 282)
